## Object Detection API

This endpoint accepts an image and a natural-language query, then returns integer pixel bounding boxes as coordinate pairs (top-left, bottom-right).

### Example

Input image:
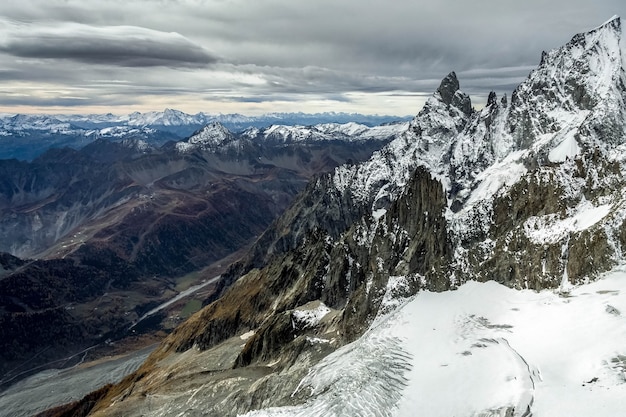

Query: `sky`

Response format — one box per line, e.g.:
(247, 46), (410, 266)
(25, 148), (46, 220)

(0, 1), (624, 116)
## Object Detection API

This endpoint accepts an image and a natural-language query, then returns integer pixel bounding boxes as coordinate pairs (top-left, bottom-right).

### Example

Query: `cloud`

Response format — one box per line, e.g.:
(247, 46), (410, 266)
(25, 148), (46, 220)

(0, 0), (623, 115)
(229, 93), (352, 104)
(0, 19), (218, 68)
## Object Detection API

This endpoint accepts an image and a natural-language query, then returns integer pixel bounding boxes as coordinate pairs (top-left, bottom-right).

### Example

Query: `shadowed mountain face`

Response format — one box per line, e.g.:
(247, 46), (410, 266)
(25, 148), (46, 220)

(0, 126), (399, 385)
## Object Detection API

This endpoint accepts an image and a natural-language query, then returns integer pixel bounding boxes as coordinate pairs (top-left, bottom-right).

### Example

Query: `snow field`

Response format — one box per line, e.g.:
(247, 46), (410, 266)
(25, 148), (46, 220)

(243, 267), (626, 417)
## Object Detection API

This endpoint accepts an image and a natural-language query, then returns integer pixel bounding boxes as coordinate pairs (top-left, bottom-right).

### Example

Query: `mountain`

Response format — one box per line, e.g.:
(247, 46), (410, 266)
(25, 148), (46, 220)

(241, 121), (408, 144)
(0, 111), (411, 160)
(0, 121), (401, 390)
(175, 122), (237, 152)
(0, 121), (403, 259)
(36, 16), (626, 417)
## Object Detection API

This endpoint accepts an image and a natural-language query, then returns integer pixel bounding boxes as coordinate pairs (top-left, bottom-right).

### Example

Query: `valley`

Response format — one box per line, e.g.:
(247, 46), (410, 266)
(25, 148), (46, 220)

(0, 120), (404, 393)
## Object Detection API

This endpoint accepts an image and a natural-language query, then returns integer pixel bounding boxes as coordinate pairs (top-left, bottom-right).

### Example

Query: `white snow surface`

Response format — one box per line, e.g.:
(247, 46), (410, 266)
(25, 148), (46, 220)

(292, 302), (331, 329)
(464, 150), (527, 207)
(524, 199), (613, 245)
(548, 132), (581, 163)
(242, 267), (626, 417)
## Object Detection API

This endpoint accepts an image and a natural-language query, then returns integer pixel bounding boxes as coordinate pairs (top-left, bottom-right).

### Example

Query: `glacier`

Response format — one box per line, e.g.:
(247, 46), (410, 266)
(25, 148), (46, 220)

(243, 266), (626, 417)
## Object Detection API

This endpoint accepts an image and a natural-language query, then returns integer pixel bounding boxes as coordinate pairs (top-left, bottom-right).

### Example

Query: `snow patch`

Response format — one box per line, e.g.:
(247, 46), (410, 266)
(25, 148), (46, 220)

(306, 337), (331, 345)
(292, 302), (331, 329)
(240, 330), (256, 341)
(549, 134), (581, 162)
(372, 208), (387, 220)
(524, 200), (612, 244)
(465, 151), (527, 206)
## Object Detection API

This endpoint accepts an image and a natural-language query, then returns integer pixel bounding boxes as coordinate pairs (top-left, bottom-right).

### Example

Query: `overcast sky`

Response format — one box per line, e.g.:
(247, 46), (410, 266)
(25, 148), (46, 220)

(0, 0), (624, 116)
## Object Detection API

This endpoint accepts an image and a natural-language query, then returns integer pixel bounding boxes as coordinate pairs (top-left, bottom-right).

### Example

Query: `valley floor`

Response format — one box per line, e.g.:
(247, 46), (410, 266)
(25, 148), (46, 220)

(0, 344), (155, 417)
(0, 247), (247, 416)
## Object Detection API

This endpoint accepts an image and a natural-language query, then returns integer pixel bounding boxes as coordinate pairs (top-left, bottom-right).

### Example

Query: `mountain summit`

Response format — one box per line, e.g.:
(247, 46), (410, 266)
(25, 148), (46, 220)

(176, 121), (236, 151)
(40, 17), (626, 417)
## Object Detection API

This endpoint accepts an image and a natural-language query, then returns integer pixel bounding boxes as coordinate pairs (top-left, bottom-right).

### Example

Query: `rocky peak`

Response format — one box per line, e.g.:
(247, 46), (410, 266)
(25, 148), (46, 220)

(176, 121), (235, 152)
(161, 108), (184, 124)
(195, 121), (233, 140)
(435, 71), (472, 116)
(330, 71), (473, 215)
(436, 71), (460, 105)
(571, 15), (621, 47)
(508, 15), (625, 149)
(545, 14), (622, 105)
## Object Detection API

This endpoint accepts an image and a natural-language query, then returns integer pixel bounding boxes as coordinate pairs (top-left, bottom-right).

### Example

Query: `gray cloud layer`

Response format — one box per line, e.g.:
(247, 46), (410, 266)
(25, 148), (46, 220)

(0, 0), (624, 115)
(0, 19), (217, 67)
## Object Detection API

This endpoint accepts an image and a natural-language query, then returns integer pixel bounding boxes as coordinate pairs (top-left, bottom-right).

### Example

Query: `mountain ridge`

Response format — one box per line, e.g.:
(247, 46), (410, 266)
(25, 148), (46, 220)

(26, 16), (626, 417)
(0, 112), (411, 161)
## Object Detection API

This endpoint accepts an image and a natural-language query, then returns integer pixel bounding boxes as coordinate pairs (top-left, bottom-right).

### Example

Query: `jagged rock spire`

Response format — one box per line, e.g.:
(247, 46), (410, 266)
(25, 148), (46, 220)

(435, 71), (472, 116)
(436, 71), (460, 106)
(500, 93), (508, 108)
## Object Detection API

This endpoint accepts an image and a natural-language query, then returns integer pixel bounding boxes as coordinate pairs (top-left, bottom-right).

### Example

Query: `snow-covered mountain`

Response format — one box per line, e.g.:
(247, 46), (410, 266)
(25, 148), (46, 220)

(173, 121), (406, 153)
(175, 121), (236, 152)
(0, 110), (409, 135)
(241, 121), (408, 144)
(123, 108), (206, 127)
(327, 15), (626, 288)
(0, 114), (77, 134)
(0, 111), (410, 160)
(33, 16), (626, 417)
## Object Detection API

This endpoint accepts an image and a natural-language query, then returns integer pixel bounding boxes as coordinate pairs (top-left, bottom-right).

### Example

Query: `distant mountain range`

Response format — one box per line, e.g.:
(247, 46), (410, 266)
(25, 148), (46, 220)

(0, 110), (411, 160)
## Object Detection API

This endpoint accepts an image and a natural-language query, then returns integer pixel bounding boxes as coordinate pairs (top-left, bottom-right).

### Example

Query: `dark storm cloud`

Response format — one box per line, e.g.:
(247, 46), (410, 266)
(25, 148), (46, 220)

(177, 1), (621, 71)
(189, 1), (625, 91)
(0, 20), (217, 68)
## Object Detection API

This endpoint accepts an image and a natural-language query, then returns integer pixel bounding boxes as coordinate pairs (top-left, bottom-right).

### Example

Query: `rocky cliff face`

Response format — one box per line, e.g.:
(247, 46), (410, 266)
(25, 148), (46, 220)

(42, 17), (626, 417)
